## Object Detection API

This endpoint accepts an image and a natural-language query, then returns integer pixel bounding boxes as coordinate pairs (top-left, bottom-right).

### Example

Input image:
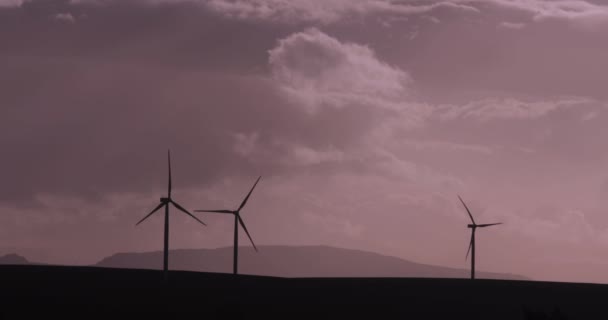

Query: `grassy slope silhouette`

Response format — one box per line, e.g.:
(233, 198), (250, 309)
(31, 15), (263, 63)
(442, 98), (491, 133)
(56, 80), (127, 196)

(1, 247), (605, 319)
(0, 264), (602, 319)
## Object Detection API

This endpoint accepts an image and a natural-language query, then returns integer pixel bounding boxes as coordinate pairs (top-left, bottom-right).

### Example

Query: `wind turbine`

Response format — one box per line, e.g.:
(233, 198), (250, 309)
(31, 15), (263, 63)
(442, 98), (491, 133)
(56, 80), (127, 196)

(194, 176), (261, 275)
(135, 150), (207, 281)
(458, 195), (502, 280)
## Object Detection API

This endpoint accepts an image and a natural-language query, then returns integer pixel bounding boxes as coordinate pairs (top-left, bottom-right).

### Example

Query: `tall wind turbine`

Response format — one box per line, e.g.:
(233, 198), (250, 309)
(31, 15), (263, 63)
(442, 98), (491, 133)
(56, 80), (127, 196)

(458, 195), (502, 280)
(135, 150), (207, 281)
(195, 176), (261, 275)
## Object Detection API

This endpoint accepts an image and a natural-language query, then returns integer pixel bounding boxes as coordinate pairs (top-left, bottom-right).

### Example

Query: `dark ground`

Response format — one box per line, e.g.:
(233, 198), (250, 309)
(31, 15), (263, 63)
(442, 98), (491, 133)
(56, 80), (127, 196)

(0, 265), (604, 319)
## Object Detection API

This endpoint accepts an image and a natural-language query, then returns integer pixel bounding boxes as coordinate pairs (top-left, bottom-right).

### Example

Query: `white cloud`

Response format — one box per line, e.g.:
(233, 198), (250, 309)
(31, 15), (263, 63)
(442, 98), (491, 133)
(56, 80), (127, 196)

(581, 111), (599, 121)
(478, 0), (608, 30)
(0, 0), (22, 7)
(27, 0), (608, 31)
(499, 206), (596, 245)
(47, 0), (608, 32)
(436, 97), (595, 122)
(380, 16), (409, 28)
(233, 132), (259, 156)
(54, 13), (76, 23)
(285, 145), (345, 166)
(268, 28), (415, 114)
(499, 21), (526, 29)
(203, 0), (479, 24)
(367, 148), (464, 190)
(408, 29), (420, 40)
(424, 15), (441, 24)
(400, 139), (494, 155)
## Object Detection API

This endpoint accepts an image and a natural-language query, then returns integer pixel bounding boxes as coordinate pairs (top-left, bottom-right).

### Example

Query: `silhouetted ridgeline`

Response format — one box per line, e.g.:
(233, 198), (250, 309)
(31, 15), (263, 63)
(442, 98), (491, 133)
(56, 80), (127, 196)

(96, 245), (528, 280)
(0, 264), (603, 319)
(0, 253), (29, 265)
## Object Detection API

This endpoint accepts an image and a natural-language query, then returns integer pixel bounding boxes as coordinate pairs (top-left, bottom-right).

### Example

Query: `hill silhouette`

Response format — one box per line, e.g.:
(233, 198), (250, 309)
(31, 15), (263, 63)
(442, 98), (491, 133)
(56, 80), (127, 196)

(0, 264), (603, 319)
(0, 253), (29, 265)
(96, 245), (528, 280)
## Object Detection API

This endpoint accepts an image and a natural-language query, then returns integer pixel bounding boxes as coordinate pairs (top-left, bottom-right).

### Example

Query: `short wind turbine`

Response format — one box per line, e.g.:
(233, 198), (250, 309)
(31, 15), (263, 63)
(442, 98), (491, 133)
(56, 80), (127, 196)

(195, 176), (261, 275)
(458, 195), (502, 280)
(135, 150), (206, 281)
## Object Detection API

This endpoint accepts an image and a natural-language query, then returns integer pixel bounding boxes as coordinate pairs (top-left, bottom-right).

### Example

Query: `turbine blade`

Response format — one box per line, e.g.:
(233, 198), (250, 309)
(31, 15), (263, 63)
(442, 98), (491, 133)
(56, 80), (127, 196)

(478, 223), (503, 228)
(194, 209), (234, 214)
(168, 149), (172, 197)
(238, 176), (261, 211)
(465, 233), (473, 261)
(136, 203), (164, 226)
(238, 215), (258, 252)
(458, 195), (476, 224)
(171, 200), (207, 226)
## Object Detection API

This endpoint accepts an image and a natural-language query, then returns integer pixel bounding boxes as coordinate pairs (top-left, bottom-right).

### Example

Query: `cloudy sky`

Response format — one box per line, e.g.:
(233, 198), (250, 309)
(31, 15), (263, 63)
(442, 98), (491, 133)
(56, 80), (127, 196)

(2, 0), (608, 283)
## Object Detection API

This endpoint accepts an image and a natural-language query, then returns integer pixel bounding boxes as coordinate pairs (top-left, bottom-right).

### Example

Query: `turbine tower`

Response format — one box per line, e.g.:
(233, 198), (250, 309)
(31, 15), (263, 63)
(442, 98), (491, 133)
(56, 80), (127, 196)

(195, 176), (261, 275)
(135, 150), (206, 281)
(458, 195), (502, 280)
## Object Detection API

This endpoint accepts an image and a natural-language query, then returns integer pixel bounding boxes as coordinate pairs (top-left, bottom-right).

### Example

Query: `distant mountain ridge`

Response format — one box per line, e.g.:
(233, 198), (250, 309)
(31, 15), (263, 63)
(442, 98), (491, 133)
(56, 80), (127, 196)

(96, 245), (529, 280)
(0, 253), (30, 265)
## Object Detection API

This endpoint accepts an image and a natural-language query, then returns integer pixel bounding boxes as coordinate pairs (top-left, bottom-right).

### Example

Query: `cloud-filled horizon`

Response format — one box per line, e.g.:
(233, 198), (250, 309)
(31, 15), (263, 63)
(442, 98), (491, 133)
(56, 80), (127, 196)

(2, 0), (608, 284)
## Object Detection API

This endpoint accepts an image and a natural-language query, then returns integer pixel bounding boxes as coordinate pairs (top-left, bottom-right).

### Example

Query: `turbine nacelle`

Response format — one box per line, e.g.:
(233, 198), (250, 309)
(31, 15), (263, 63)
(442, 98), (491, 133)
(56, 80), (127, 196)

(160, 197), (170, 203)
(467, 224), (476, 229)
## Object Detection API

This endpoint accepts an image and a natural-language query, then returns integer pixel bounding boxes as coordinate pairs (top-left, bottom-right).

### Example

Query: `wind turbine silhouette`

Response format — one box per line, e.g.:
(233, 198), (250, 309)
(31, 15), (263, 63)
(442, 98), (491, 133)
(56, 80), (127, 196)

(135, 150), (206, 281)
(194, 176), (261, 275)
(458, 195), (502, 280)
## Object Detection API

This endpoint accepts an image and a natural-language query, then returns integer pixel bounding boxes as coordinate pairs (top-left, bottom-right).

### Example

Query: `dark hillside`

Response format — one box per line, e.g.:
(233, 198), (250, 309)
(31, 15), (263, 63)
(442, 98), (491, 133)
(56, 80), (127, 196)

(0, 265), (604, 319)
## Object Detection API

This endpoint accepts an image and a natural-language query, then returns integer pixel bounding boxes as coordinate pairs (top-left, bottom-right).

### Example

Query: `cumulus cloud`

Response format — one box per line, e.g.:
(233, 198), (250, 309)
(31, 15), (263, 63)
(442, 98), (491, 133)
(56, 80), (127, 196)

(0, 0), (22, 7)
(232, 132), (260, 157)
(268, 28), (414, 113)
(54, 13), (76, 23)
(284, 145), (345, 166)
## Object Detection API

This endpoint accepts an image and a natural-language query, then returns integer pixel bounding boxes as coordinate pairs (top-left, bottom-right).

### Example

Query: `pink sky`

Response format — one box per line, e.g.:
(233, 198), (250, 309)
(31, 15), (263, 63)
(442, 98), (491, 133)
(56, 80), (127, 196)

(1, 0), (608, 283)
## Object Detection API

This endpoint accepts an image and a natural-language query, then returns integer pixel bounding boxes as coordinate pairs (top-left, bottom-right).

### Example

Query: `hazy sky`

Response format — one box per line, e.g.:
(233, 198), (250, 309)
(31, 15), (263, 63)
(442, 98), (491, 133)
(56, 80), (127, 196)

(2, 0), (608, 283)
